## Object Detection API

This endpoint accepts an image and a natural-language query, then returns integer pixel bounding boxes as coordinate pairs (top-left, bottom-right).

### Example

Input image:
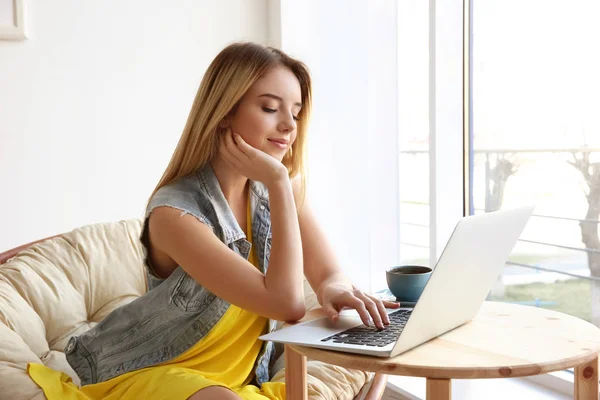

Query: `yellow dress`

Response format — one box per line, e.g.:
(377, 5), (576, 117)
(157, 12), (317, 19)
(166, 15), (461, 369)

(27, 197), (286, 400)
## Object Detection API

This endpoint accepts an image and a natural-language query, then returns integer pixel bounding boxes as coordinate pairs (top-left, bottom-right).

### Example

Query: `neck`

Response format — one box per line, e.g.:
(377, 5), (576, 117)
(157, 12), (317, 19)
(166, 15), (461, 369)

(210, 156), (249, 203)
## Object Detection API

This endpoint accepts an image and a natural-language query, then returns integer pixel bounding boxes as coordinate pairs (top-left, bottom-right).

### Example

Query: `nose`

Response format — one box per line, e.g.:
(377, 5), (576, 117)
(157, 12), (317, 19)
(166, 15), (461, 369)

(277, 112), (296, 133)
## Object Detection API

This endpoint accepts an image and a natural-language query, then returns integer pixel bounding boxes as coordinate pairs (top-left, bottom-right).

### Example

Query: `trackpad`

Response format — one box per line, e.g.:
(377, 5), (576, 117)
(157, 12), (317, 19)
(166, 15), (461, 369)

(260, 315), (363, 343)
(302, 315), (362, 330)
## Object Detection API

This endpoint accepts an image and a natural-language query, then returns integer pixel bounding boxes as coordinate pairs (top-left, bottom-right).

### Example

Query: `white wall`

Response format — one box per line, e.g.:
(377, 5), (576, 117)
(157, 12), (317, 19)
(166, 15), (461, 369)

(0, 0), (269, 250)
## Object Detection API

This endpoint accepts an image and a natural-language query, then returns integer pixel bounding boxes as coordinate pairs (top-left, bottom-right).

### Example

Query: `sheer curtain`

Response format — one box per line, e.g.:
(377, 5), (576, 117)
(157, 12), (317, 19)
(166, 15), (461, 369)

(269, 0), (464, 293)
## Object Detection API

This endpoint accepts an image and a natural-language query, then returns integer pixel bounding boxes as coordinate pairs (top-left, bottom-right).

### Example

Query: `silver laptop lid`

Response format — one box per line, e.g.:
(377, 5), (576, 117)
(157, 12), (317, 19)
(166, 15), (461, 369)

(390, 206), (534, 356)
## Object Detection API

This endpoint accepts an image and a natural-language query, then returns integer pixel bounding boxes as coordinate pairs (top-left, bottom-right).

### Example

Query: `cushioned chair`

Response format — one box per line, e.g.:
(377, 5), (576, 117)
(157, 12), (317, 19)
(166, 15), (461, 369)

(0, 219), (387, 399)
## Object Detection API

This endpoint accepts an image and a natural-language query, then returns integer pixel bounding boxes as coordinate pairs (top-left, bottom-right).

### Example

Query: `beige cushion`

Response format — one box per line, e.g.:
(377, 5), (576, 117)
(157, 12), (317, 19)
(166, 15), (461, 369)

(0, 219), (369, 399)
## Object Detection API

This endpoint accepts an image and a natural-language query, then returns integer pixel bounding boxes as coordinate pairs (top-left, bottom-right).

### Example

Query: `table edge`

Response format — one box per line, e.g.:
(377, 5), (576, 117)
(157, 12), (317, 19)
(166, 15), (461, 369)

(288, 345), (600, 380)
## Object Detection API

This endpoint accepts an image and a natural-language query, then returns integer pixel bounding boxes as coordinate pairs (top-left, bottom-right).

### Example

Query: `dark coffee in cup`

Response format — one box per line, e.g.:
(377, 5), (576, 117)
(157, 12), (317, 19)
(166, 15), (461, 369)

(386, 265), (432, 302)
(388, 266), (431, 275)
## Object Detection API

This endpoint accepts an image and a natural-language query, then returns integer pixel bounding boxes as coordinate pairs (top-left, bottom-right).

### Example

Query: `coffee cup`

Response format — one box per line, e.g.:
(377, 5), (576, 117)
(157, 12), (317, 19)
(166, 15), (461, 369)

(386, 265), (432, 302)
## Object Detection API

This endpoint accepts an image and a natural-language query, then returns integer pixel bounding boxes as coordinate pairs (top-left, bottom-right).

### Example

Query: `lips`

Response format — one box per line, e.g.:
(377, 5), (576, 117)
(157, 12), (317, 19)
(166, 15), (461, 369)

(268, 138), (289, 145)
(267, 138), (289, 150)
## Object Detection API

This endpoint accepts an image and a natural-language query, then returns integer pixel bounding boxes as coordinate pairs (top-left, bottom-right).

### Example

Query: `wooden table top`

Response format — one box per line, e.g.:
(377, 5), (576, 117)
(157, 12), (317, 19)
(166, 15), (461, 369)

(288, 301), (600, 379)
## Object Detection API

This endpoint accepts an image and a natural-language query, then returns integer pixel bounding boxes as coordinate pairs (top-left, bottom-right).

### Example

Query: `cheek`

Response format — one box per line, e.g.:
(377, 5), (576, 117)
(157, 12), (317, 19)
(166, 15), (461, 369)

(231, 110), (270, 147)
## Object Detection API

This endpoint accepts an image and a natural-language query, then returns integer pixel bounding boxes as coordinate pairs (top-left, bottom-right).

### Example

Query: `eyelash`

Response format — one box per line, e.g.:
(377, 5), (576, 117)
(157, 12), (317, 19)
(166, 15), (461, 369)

(262, 107), (299, 121)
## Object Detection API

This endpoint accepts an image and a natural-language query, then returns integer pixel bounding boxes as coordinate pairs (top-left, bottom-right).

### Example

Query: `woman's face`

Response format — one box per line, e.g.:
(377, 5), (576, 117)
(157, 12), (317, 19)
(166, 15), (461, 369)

(225, 65), (302, 161)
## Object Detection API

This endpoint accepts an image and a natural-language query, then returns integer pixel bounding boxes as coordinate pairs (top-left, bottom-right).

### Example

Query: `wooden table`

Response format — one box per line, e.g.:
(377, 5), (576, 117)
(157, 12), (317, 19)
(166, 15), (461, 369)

(284, 302), (600, 399)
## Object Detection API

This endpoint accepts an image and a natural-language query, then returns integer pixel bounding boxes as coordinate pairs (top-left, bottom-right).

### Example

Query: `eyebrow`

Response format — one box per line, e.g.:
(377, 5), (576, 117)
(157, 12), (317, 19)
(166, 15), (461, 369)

(258, 93), (302, 108)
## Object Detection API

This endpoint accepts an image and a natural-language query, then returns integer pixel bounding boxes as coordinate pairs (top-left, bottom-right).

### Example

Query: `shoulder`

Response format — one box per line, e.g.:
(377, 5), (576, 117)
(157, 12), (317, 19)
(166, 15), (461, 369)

(147, 171), (215, 230)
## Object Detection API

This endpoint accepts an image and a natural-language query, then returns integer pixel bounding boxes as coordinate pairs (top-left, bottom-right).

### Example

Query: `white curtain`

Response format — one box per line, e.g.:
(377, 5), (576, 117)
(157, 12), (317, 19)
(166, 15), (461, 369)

(271, 0), (464, 293)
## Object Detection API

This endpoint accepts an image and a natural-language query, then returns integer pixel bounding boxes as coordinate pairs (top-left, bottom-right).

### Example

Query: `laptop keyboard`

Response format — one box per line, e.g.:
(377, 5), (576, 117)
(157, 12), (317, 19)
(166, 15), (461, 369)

(320, 309), (412, 347)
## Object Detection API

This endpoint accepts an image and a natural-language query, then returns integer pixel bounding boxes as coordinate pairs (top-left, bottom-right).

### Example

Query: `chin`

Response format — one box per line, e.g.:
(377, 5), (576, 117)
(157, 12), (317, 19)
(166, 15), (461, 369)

(264, 149), (285, 161)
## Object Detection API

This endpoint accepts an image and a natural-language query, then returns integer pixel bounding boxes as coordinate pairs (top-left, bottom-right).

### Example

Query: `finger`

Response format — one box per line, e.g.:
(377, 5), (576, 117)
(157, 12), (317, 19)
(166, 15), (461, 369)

(381, 299), (401, 309)
(228, 131), (253, 166)
(231, 132), (257, 165)
(355, 292), (384, 329)
(219, 145), (240, 169)
(345, 296), (372, 327)
(233, 132), (256, 157)
(223, 129), (241, 157)
(220, 133), (242, 166)
(322, 303), (339, 323)
(373, 297), (391, 325)
(365, 295), (399, 325)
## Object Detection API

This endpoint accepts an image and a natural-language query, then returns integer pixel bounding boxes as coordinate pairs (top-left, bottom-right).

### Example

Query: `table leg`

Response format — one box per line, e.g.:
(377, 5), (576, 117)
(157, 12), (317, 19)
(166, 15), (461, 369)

(285, 344), (307, 400)
(575, 355), (598, 400)
(426, 378), (451, 400)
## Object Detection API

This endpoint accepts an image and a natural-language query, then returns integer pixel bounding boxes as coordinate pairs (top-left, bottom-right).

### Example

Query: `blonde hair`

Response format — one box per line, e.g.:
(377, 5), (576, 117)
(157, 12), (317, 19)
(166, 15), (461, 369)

(150, 42), (312, 204)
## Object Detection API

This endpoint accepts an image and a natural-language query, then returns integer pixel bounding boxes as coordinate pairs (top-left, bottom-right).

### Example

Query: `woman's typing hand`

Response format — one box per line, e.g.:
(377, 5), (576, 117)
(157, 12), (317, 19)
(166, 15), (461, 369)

(319, 283), (401, 329)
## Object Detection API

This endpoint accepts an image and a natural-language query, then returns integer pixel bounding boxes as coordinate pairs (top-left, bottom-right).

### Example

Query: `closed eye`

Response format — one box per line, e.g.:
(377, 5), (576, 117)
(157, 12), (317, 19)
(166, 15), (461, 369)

(262, 107), (300, 121)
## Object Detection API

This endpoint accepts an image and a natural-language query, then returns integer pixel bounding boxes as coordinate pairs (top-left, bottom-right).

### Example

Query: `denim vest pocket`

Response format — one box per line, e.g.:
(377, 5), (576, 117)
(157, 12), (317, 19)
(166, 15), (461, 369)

(171, 270), (215, 312)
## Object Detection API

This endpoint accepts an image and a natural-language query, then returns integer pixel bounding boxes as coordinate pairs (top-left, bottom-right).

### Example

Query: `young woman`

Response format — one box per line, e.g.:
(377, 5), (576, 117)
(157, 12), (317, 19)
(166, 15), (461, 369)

(28, 42), (399, 400)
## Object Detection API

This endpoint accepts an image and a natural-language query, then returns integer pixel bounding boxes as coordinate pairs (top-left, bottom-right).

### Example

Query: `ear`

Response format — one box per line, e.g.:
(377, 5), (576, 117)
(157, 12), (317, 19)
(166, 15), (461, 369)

(218, 118), (229, 129)
(219, 104), (238, 129)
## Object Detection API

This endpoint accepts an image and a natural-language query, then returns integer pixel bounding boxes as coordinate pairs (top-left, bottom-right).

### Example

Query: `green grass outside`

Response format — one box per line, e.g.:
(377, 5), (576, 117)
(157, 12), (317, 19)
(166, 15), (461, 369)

(507, 253), (561, 265)
(490, 279), (591, 322)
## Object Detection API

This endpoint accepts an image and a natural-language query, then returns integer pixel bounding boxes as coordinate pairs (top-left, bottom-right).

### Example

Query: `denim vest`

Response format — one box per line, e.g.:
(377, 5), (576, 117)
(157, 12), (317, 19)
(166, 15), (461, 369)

(65, 165), (277, 386)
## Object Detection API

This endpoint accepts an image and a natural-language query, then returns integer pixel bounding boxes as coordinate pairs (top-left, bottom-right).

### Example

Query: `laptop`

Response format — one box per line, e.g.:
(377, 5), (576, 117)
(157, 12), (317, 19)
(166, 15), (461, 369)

(259, 206), (534, 357)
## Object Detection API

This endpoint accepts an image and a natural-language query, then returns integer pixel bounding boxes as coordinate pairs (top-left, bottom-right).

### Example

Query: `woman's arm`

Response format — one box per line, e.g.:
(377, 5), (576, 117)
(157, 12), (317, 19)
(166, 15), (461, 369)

(263, 177), (305, 315)
(149, 176), (305, 322)
(148, 131), (305, 322)
(294, 180), (399, 329)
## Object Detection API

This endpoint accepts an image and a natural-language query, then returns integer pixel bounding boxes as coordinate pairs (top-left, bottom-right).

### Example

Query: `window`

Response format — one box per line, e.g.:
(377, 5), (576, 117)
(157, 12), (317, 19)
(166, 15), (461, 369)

(397, 0), (464, 275)
(469, 0), (600, 331)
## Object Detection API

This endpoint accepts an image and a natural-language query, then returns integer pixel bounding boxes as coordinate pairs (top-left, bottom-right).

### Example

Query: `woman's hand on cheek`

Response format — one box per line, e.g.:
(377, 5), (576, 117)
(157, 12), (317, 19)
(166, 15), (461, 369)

(219, 128), (288, 187)
(320, 284), (401, 330)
